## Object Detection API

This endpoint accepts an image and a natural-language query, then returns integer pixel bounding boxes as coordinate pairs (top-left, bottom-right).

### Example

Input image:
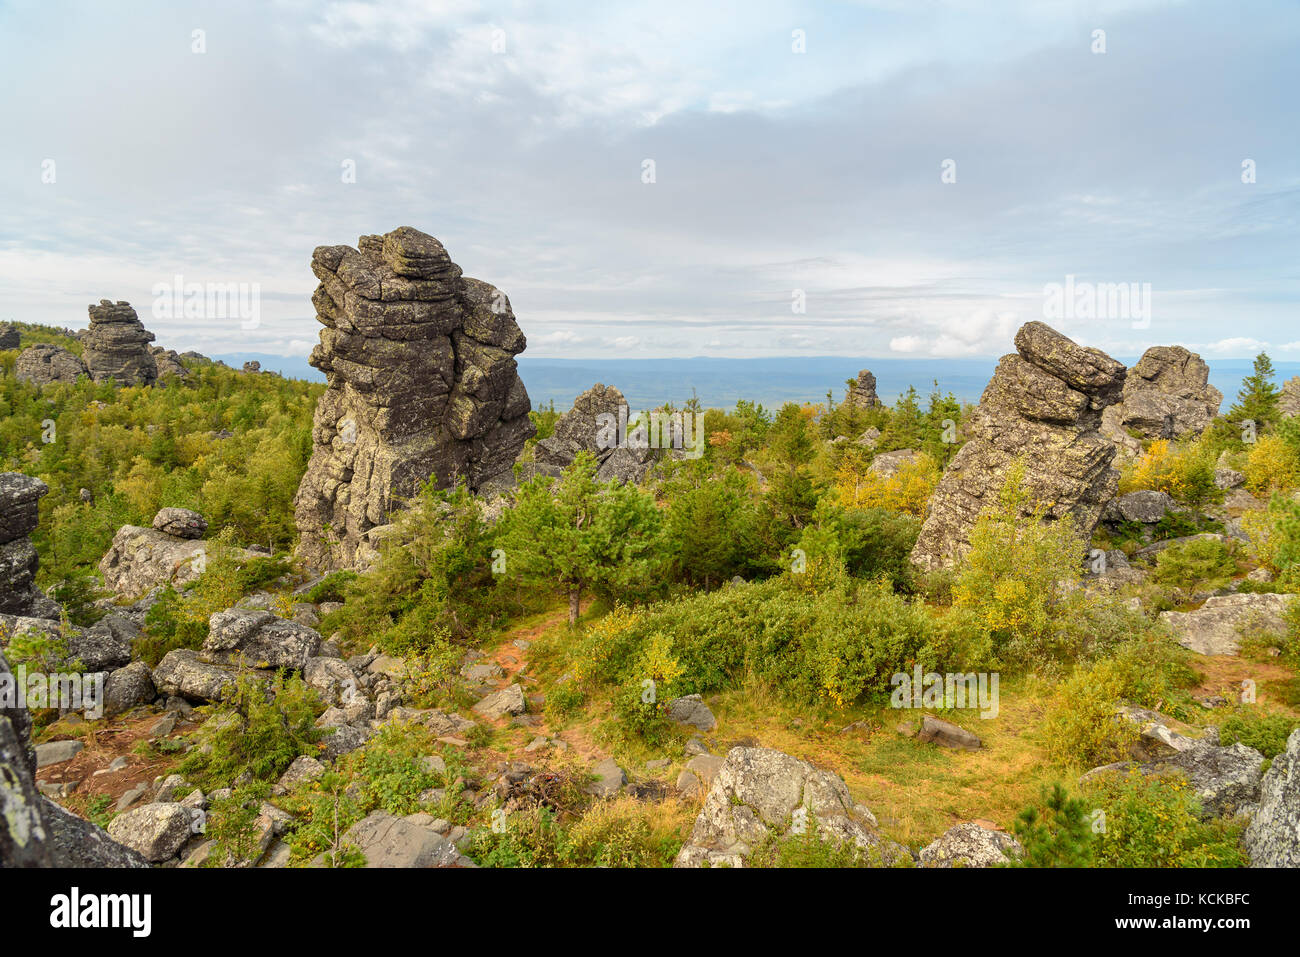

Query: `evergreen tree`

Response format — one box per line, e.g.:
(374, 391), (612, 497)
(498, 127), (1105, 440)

(1011, 783), (1095, 867)
(1230, 352), (1281, 430)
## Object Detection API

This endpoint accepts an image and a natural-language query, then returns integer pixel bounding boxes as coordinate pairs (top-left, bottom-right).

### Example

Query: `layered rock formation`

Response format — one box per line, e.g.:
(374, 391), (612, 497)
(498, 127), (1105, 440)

(847, 369), (880, 408)
(82, 300), (158, 386)
(0, 473), (59, 618)
(0, 323), (19, 350)
(150, 346), (189, 380)
(532, 383), (655, 484)
(14, 343), (87, 386)
(293, 227), (534, 569)
(1101, 345), (1220, 454)
(910, 322), (1126, 570)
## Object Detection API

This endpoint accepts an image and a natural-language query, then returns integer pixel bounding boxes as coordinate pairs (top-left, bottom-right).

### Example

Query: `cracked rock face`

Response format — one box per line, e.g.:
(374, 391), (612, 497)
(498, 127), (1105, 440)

(531, 383), (655, 484)
(0, 473), (58, 618)
(14, 343), (88, 386)
(910, 321), (1126, 570)
(82, 300), (158, 386)
(293, 227), (535, 569)
(1101, 345), (1221, 451)
(847, 369), (880, 408)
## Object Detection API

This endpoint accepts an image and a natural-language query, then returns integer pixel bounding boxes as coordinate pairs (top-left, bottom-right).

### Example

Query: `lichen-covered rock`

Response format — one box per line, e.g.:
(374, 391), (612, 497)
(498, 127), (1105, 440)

(202, 608), (321, 671)
(919, 822), (1023, 867)
(150, 346), (189, 380)
(1281, 376), (1300, 419)
(674, 747), (910, 867)
(911, 322), (1126, 570)
(152, 649), (246, 702)
(103, 661), (158, 716)
(1101, 489), (1176, 525)
(531, 383), (654, 483)
(152, 507), (208, 539)
(107, 803), (194, 862)
(97, 524), (215, 600)
(81, 300), (158, 386)
(1102, 345), (1220, 446)
(293, 227), (535, 569)
(0, 473), (56, 618)
(14, 343), (87, 386)
(1161, 593), (1296, 656)
(1244, 728), (1300, 867)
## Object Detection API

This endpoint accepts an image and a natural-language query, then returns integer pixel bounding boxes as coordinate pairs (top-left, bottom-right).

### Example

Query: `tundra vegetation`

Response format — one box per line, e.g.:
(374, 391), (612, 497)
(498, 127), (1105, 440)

(4, 321), (1299, 869)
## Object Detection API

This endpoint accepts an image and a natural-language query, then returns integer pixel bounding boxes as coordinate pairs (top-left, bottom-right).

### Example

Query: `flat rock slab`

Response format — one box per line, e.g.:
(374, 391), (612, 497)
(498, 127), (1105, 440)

(918, 714), (982, 750)
(1161, 593), (1296, 656)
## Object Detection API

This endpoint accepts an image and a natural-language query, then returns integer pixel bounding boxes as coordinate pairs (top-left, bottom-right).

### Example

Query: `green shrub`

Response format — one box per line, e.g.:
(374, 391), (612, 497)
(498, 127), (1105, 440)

(1010, 783), (1095, 867)
(178, 673), (322, 789)
(1217, 708), (1297, 759)
(1152, 537), (1237, 592)
(1085, 769), (1245, 867)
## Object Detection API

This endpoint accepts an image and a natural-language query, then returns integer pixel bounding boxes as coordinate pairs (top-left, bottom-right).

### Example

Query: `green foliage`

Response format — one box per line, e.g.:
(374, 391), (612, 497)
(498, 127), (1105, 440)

(335, 482), (521, 655)
(1217, 708), (1297, 759)
(203, 782), (273, 867)
(302, 571), (357, 605)
(1086, 770), (1246, 867)
(659, 465), (767, 587)
(1011, 784), (1095, 867)
(1152, 537), (1238, 592)
(951, 463), (1086, 669)
(1228, 352), (1281, 431)
(0, 335), (319, 584)
(496, 452), (664, 624)
(282, 770), (367, 867)
(178, 673), (323, 790)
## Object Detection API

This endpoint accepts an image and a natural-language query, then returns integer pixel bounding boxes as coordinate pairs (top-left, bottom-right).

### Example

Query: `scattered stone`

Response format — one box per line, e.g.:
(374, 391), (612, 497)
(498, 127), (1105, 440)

(586, 757), (627, 798)
(34, 739), (84, 768)
(340, 810), (465, 867)
(472, 683), (526, 719)
(675, 747), (908, 868)
(1102, 490), (1175, 525)
(869, 449), (922, 478)
(151, 649), (245, 702)
(918, 714), (981, 751)
(107, 803), (193, 862)
(103, 661), (156, 716)
(666, 694), (717, 732)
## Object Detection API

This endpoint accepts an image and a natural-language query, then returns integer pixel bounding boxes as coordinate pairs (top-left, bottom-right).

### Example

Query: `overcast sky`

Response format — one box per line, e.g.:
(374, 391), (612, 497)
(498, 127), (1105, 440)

(1, 0), (1297, 361)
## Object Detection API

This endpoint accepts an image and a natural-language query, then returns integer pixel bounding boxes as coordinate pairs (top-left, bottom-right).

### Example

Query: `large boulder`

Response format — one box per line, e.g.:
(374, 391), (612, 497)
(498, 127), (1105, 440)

(152, 649), (246, 702)
(107, 803), (194, 862)
(1101, 345), (1221, 447)
(911, 322), (1126, 570)
(14, 343), (87, 386)
(339, 810), (467, 867)
(919, 822), (1023, 867)
(293, 227), (535, 569)
(1244, 728), (1300, 867)
(81, 300), (158, 386)
(1160, 593), (1296, 656)
(202, 608), (320, 671)
(152, 507), (208, 539)
(674, 747), (909, 867)
(97, 525), (213, 600)
(531, 383), (654, 484)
